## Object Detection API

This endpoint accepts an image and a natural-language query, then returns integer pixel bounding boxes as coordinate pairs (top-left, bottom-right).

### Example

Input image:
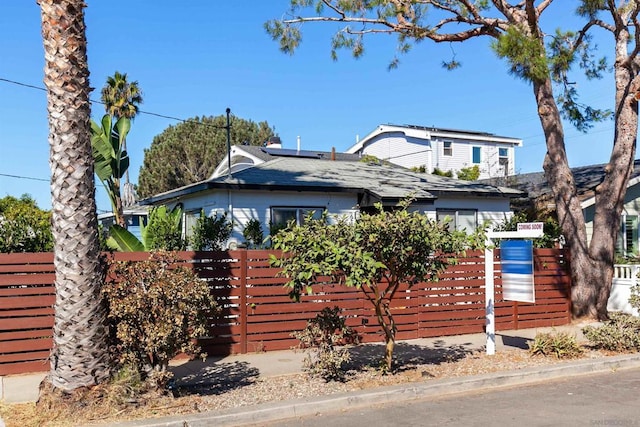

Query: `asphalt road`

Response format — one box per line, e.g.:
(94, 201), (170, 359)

(258, 368), (640, 427)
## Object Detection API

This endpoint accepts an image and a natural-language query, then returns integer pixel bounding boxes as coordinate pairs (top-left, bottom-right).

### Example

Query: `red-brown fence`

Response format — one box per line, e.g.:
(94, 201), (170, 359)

(0, 248), (571, 376)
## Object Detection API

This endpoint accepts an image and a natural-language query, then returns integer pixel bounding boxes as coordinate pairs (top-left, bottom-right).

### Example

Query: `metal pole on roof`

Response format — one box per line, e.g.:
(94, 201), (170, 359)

(226, 108), (231, 178)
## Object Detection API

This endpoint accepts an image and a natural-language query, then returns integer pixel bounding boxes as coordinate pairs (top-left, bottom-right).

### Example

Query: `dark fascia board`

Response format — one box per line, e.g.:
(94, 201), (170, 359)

(140, 180), (439, 206)
(427, 188), (525, 199)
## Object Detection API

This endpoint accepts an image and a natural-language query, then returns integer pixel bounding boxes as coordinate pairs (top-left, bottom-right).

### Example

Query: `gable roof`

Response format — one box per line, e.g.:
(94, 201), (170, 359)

(346, 124), (523, 154)
(142, 155), (523, 207)
(210, 145), (362, 179)
(480, 159), (640, 208)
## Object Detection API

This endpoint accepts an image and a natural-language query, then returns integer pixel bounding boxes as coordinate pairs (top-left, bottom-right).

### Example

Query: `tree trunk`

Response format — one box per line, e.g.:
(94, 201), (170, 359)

(534, 18), (639, 320)
(532, 77), (598, 318)
(39, 0), (111, 391)
(373, 297), (395, 372)
(589, 19), (639, 318)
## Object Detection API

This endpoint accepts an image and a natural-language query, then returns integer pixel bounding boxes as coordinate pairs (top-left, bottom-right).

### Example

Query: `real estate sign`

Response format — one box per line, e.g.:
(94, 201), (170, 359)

(501, 239), (535, 303)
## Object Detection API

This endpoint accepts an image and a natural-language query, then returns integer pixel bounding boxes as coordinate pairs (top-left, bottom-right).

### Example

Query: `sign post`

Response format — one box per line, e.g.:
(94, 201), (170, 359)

(484, 223), (543, 355)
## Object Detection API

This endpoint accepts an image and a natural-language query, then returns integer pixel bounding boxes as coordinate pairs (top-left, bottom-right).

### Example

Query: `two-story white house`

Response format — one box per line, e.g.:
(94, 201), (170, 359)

(346, 124), (522, 179)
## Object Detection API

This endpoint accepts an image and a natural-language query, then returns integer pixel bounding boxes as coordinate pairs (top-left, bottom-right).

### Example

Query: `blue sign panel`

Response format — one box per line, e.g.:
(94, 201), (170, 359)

(501, 240), (535, 303)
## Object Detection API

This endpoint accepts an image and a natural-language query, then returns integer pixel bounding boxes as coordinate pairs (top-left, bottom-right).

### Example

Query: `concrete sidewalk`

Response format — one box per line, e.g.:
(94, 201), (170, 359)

(167, 323), (592, 391)
(0, 323), (592, 404)
(6, 322), (639, 427)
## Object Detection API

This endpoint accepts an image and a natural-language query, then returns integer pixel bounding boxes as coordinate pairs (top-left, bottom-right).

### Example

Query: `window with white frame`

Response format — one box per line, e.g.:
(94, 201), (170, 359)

(183, 210), (202, 243)
(499, 148), (509, 175)
(443, 141), (453, 156)
(436, 209), (477, 232)
(270, 207), (324, 233)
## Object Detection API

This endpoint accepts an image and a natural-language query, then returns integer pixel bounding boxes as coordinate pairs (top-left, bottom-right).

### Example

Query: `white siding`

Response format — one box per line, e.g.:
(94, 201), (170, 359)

(434, 138), (470, 174)
(163, 191), (513, 247)
(436, 141), (516, 180)
(358, 130), (517, 179)
(171, 190), (358, 248)
(427, 197), (513, 229)
(361, 132), (432, 170)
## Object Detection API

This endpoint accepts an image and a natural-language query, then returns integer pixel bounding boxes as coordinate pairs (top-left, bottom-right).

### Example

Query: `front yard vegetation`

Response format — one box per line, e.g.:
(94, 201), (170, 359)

(271, 200), (483, 372)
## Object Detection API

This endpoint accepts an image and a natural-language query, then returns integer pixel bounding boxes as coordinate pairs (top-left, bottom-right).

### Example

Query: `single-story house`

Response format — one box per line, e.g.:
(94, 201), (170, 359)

(141, 145), (524, 249)
(481, 160), (640, 257)
(345, 124), (523, 179)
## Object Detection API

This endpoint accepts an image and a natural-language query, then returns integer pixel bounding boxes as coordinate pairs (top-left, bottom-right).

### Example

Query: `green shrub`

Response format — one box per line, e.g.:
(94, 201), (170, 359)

(190, 210), (232, 251)
(292, 306), (360, 381)
(529, 330), (583, 358)
(583, 312), (640, 352)
(457, 165), (480, 181)
(242, 218), (264, 249)
(629, 282), (640, 310)
(103, 250), (219, 389)
(432, 167), (453, 178)
(360, 154), (381, 165)
(0, 194), (53, 253)
(144, 205), (186, 251)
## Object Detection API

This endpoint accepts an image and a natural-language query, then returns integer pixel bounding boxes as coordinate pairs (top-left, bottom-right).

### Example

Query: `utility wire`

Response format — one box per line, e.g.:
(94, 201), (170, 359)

(0, 173), (48, 182)
(0, 77), (229, 128)
(0, 172), (110, 197)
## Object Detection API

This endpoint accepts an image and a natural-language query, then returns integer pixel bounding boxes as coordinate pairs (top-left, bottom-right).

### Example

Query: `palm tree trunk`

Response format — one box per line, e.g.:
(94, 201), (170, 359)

(39, 0), (111, 391)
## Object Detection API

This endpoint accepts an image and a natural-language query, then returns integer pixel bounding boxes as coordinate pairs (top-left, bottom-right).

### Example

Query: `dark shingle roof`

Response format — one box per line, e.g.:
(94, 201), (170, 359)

(480, 159), (640, 202)
(235, 145), (361, 162)
(143, 156), (523, 206)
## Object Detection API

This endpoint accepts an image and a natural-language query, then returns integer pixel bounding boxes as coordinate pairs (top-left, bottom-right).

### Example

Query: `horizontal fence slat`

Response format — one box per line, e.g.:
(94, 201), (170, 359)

(0, 248), (571, 375)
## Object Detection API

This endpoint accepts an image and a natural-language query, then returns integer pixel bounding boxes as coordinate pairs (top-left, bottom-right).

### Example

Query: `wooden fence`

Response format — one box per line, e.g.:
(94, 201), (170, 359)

(0, 248), (571, 376)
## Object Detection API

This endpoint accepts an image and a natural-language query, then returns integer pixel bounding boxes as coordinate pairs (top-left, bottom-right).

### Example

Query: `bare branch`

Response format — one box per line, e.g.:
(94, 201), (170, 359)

(535, 0), (554, 15)
(282, 15), (398, 31)
(321, 0), (346, 19)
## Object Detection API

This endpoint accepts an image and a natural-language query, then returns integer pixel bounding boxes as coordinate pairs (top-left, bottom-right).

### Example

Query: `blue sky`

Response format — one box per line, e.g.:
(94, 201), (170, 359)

(0, 1), (617, 213)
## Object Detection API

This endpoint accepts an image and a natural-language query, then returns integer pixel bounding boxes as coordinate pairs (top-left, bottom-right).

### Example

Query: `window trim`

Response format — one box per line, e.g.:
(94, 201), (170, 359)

(443, 140), (453, 157)
(270, 206), (325, 228)
(472, 146), (481, 164)
(436, 208), (478, 232)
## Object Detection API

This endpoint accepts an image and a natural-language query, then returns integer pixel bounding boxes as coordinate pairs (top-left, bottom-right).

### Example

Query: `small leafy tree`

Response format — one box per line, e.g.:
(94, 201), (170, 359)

(102, 250), (218, 388)
(0, 195), (53, 253)
(243, 219), (264, 249)
(271, 201), (477, 372)
(191, 210), (232, 251)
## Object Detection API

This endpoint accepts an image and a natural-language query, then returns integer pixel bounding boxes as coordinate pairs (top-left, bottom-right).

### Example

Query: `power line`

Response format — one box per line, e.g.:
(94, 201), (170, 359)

(0, 77), (228, 128)
(0, 77), (46, 93)
(0, 173), (48, 182)
(0, 173), (110, 197)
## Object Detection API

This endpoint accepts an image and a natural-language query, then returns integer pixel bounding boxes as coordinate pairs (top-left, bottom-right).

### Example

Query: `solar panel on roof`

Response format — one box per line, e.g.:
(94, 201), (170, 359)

(400, 124), (495, 137)
(262, 147), (329, 159)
